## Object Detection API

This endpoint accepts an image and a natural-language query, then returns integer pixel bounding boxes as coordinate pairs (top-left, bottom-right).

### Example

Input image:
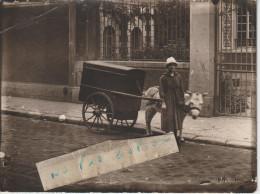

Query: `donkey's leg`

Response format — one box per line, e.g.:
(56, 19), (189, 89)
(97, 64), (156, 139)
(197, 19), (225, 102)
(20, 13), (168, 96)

(145, 105), (157, 135)
(179, 114), (186, 142)
(179, 129), (185, 142)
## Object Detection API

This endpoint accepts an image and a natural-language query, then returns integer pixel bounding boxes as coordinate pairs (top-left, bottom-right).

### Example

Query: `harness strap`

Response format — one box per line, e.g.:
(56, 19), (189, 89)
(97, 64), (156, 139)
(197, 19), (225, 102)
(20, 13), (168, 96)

(189, 107), (201, 112)
(183, 105), (201, 113)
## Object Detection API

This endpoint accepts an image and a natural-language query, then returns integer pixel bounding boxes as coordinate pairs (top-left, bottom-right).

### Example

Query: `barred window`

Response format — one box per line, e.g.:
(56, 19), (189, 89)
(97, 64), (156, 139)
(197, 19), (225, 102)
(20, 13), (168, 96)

(100, 1), (190, 61)
(131, 27), (142, 50)
(103, 26), (116, 59)
(236, 5), (256, 47)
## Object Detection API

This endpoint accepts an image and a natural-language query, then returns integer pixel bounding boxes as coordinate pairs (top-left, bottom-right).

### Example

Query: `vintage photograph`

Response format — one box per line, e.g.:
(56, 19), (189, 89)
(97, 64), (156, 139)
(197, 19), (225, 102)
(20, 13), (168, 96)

(0, 0), (257, 192)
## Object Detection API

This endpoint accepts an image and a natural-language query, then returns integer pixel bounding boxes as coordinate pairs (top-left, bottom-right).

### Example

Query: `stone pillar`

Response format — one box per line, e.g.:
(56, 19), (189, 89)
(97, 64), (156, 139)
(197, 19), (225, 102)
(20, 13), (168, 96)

(189, 1), (216, 117)
(150, 6), (154, 46)
(115, 24), (120, 58)
(127, 22), (131, 59)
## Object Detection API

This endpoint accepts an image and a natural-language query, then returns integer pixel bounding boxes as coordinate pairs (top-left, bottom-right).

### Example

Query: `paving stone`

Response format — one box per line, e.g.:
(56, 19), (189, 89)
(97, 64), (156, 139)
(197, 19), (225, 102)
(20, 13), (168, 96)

(1, 115), (257, 192)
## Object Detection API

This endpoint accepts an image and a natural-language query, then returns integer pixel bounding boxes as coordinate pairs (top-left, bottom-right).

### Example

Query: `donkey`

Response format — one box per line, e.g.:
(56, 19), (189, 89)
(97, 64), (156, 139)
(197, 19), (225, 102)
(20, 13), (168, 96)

(144, 86), (207, 141)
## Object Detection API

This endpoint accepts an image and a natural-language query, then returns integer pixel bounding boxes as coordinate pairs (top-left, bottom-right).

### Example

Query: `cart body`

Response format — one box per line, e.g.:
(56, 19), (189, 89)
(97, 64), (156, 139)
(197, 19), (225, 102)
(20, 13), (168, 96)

(79, 61), (146, 120)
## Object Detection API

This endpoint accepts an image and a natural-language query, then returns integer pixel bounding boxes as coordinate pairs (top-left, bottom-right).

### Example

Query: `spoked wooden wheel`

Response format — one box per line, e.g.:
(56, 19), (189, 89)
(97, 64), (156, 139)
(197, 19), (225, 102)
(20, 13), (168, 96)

(113, 119), (136, 129)
(82, 92), (114, 131)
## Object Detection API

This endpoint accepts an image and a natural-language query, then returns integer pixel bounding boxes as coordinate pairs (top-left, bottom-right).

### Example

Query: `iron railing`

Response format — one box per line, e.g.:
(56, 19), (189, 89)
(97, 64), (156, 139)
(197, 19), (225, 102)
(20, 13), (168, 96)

(99, 0), (190, 61)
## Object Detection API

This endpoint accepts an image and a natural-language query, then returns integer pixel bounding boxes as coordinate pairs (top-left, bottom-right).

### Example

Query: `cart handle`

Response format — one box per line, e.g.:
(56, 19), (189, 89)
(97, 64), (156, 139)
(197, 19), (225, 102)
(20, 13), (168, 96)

(81, 84), (163, 102)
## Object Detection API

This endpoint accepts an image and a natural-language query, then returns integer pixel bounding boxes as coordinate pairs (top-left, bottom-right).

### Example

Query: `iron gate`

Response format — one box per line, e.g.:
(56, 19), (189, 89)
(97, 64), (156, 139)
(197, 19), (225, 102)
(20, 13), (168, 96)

(216, 0), (256, 117)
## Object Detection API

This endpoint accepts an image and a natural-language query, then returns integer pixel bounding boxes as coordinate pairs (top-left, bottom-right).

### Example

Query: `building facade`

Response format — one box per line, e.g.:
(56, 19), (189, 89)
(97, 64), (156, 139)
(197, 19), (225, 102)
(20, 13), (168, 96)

(1, 0), (256, 117)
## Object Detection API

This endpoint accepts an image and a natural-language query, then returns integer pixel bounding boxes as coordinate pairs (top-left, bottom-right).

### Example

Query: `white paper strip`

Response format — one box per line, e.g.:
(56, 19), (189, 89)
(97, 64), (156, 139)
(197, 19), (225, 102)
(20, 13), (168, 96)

(36, 134), (178, 191)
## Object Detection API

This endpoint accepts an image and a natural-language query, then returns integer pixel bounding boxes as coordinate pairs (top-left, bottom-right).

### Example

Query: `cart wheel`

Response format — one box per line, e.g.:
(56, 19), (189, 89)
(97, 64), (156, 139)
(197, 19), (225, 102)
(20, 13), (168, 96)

(82, 92), (114, 130)
(113, 119), (137, 129)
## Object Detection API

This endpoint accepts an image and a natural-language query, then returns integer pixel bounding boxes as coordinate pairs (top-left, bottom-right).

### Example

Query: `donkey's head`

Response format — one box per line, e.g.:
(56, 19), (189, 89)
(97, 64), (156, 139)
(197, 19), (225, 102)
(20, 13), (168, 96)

(184, 91), (208, 119)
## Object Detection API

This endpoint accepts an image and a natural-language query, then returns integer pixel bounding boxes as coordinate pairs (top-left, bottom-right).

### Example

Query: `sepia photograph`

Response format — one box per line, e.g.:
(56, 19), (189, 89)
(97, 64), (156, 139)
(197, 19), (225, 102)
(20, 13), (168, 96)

(0, 0), (257, 192)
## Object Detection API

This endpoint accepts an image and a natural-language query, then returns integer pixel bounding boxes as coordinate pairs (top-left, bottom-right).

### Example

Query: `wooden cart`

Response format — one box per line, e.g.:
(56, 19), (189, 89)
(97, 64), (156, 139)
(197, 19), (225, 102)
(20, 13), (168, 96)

(79, 61), (159, 130)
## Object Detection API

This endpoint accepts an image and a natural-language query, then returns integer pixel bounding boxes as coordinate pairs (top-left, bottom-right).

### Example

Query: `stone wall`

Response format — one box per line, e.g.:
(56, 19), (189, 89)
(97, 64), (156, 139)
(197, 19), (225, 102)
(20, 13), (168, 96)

(2, 81), (72, 102)
(1, 4), (70, 85)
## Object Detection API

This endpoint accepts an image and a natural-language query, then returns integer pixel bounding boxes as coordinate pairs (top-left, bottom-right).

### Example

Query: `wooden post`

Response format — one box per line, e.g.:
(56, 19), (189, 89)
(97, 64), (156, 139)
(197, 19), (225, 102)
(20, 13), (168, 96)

(69, 1), (76, 87)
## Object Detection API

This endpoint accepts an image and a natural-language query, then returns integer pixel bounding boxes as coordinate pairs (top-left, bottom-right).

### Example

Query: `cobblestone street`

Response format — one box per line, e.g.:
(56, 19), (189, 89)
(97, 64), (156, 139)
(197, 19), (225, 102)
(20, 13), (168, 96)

(0, 115), (256, 192)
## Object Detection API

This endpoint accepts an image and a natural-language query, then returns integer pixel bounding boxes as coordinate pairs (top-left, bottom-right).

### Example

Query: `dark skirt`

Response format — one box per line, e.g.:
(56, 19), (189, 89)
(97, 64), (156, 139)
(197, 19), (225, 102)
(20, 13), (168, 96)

(161, 91), (184, 135)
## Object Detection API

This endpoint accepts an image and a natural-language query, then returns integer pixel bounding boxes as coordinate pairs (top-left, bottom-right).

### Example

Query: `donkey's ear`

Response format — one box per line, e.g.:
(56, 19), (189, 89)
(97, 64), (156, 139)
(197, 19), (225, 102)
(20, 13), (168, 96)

(203, 93), (208, 97)
(185, 90), (192, 95)
(184, 93), (190, 99)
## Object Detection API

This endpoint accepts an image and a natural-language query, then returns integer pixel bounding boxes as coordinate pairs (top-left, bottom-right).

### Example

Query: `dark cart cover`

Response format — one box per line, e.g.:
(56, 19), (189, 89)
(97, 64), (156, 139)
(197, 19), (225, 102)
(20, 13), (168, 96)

(78, 61), (146, 119)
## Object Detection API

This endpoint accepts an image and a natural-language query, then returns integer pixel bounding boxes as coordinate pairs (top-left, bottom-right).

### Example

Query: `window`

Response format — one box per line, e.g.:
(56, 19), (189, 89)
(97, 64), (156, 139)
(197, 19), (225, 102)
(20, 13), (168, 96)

(232, 78), (240, 87)
(131, 27), (143, 50)
(236, 5), (256, 47)
(103, 26), (116, 59)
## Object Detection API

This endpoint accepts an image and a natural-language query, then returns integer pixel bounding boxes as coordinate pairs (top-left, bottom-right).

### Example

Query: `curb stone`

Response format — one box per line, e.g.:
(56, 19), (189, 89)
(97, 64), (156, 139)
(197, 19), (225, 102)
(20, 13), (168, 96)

(28, 111), (42, 119)
(193, 136), (227, 146)
(1, 109), (256, 150)
(181, 133), (198, 140)
(225, 140), (256, 150)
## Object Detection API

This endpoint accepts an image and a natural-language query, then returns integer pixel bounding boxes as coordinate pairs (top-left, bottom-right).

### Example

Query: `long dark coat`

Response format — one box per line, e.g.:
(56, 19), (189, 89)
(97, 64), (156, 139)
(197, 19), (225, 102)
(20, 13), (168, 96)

(159, 71), (185, 135)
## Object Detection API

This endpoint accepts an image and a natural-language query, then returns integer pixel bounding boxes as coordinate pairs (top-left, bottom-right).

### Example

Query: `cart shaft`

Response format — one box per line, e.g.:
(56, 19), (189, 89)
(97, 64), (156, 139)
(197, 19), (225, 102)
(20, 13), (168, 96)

(81, 84), (163, 102)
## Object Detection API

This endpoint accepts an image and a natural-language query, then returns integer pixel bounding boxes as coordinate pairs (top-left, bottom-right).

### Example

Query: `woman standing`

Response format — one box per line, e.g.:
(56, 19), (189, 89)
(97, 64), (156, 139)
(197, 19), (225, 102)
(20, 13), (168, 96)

(159, 57), (185, 138)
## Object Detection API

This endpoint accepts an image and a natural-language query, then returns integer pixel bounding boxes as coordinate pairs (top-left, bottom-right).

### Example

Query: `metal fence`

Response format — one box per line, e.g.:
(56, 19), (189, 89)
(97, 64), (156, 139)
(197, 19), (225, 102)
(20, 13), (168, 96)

(216, 0), (256, 117)
(99, 0), (190, 61)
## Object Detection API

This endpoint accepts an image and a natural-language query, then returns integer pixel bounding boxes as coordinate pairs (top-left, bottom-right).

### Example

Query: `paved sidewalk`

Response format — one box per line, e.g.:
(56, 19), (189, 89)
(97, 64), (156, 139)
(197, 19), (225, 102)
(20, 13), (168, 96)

(1, 96), (256, 149)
